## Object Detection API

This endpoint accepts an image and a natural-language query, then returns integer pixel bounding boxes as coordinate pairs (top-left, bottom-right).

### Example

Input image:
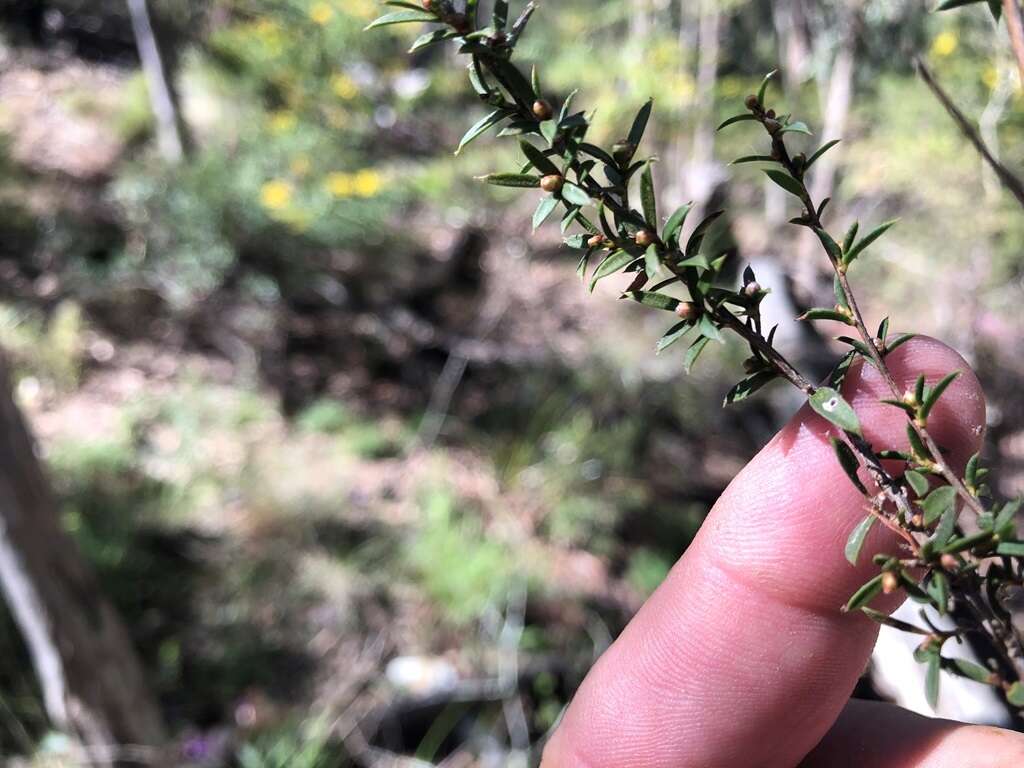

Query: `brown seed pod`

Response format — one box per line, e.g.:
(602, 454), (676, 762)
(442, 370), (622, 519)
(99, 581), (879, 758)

(422, 0), (435, 9)
(540, 174), (564, 193)
(587, 234), (605, 249)
(634, 230), (655, 247)
(744, 94), (760, 111)
(940, 553), (959, 571)
(882, 571), (900, 595)
(675, 302), (701, 322)
(533, 99), (553, 121)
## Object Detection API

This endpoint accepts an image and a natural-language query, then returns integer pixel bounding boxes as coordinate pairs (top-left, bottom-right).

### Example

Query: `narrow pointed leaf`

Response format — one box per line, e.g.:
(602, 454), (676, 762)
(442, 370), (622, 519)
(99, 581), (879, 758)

(806, 139), (841, 170)
(656, 321), (693, 354)
(589, 250), (634, 291)
(905, 470), (930, 497)
(457, 110), (505, 154)
(765, 169), (805, 198)
(641, 163), (657, 226)
(628, 99), (654, 147)
(844, 220), (898, 266)
(810, 387), (863, 436)
(845, 515), (877, 565)
(921, 372), (960, 421)
(533, 196), (558, 230)
(844, 574), (884, 612)
(832, 438), (868, 495)
(480, 173), (540, 188)
(920, 486), (956, 526)
(723, 371), (777, 405)
(717, 113), (758, 131)
(365, 10), (438, 29)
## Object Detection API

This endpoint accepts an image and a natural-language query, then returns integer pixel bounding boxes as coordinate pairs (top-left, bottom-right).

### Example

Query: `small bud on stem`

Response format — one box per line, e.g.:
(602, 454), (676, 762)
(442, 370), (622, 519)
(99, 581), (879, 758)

(882, 571), (900, 595)
(540, 174), (564, 193)
(634, 230), (655, 247)
(675, 302), (701, 322)
(587, 234), (605, 249)
(533, 99), (553, 121)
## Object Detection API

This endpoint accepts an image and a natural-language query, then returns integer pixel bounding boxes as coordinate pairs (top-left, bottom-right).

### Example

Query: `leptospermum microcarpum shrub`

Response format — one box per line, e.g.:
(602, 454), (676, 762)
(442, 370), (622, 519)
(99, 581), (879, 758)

(369, 0), (1024, 711)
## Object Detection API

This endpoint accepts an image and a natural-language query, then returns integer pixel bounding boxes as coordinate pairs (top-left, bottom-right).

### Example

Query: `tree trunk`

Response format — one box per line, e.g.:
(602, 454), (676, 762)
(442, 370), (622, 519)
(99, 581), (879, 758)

(127, 0), (189, 163)
(0, 356), (165, 766)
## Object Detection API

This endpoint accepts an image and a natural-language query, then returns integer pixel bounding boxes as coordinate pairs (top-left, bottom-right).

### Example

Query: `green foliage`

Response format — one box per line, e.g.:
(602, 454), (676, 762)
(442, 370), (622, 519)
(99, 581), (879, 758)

(377, 1), (1024, 708)
(406, 487), (516, 624)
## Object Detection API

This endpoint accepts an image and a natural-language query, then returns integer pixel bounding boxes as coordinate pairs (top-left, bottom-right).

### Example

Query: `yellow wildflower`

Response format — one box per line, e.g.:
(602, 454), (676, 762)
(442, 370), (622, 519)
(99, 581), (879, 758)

(260, 180), (294, 211)
(325, 172), (354, 197)
(353, 169), (383, 198)
(931, 31), (958, 58)
(310, 2), (334, 25)
(331, 74), (359, 100)
(268, 111), (297, 134)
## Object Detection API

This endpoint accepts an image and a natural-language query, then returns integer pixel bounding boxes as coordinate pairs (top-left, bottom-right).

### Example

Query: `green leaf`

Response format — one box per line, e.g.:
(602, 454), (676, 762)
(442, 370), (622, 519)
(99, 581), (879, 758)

(409, 28), (453, 52)
(842, 221), (860, 255)
(757, 70), (778, 104)
(832, 438), (868, 495)
(698, 313), (724, 343)
(628, 99), (654, 148)
(843, 220), (898, 266)
(1007, 683), (1024, 707)
(884, 333), (916, 356)
(644, 244), (660, 280)
(640, 163), (657, 226)
(533, 196), (558, 230)
(717, 113), (758, 131)
(861, 607), (930, 634)
(457, 110), (505, 154)
(925, 651), (941, 709)
(730, 155), (777, 166)
(365, 9), (438, 30)
(834, 274), (850, 310)
(492, 0), (509, 28)
(933, 504), (957, 548)
(996, 541), (1024, 556)
(908, 425), (931, 461)
(480, 173), (540, 188)
(810, 387), (863, 436)
(682, 336), (710, 373)
(685, 211), (724, 259)
(994, 498), (1022, 534)
(663, 203), (693, 247)
(920, 486), (956, 526)
(806, 139), (841, 170)
(927, 571), (950, 615)
(845, 515), (876, 565)
(589, 250), (634, 291)
(539, 119), (558, 144)
(813, 228), (844, 263)
(949, 658), (995, 685)
(779, 121), (813, 136)
(764, 169), (805, 199)
(936, 0), (986, 9)
(800, 309), (854, 324)
(905, 470), (930, 497)
(921, 372), (960, 421)
(844, 574), (884, 612)
(723, 371), (777, 405)
(518, 139), (560, 175)
(561, 183), (591, 207)
(629, 291), (679, 312)
(656, 321), (693, 354)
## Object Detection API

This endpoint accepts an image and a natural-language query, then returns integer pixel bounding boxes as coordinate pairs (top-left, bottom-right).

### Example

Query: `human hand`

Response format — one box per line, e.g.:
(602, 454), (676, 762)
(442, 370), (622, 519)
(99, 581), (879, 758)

(541, 338), (1024, 768)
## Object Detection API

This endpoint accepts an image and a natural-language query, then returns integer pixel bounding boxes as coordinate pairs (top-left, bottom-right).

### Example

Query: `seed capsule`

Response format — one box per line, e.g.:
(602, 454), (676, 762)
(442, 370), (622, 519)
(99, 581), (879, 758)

(766, 109), (777, 119)
(533, 99), (553, 121)
(675, 302), (701, 322)
(881, 571), (900, 595)
(587, 235), (605, 249)
(422, 0), (435, 9)
(940, 554), (959, 571)
(742, 281), (762, 298)
(744, 94), (760, 111)
(634, 230), (655, 247)
(540, 174), (564, 193)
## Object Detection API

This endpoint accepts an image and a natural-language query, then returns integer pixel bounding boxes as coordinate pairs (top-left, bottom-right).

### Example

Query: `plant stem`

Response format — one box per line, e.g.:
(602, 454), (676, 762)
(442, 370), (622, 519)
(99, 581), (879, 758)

(916, 59), (1024, 211)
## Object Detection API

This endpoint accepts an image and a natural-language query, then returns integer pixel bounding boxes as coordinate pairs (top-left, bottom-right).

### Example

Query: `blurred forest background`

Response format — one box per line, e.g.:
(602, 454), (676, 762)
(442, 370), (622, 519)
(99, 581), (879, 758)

(0, 0), (1023, 765)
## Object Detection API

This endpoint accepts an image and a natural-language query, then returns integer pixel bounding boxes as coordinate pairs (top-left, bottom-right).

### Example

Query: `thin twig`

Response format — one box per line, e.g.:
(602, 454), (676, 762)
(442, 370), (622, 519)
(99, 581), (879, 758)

(916, 58), (1024, 211)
